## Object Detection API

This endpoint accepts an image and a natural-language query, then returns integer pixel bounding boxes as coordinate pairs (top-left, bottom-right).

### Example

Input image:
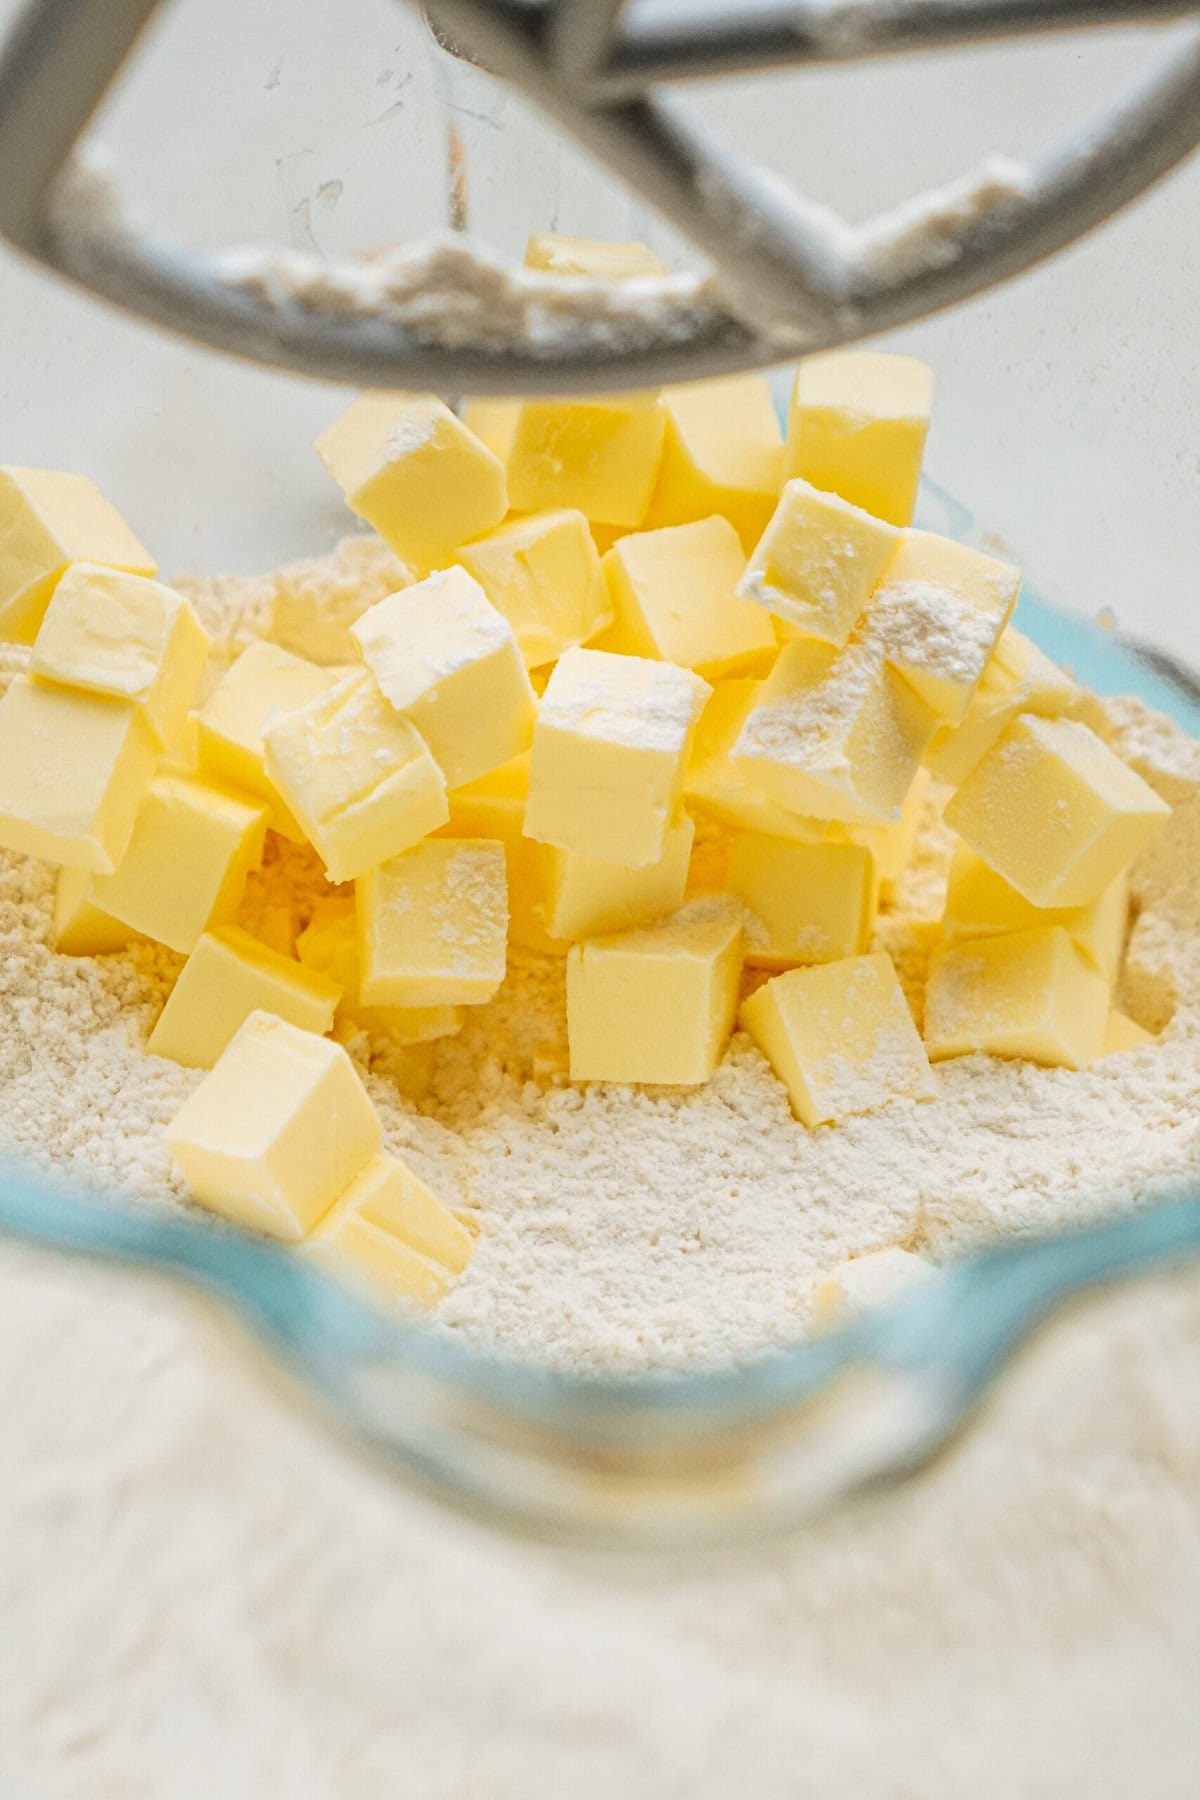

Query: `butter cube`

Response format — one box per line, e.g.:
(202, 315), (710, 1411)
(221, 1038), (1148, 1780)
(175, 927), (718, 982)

(456, 508), (607, 670)
(315, 394), (507, 572)
(726, 833), (875, 969)
(147, 926), (342, 1069)
(262, 670), (448, 885)
(435, 755), (566, 957)
(461, 399), (520, 467)
(504, 392), (668, 529)
(926, 624), (1078, 785)
(643, 373), (785, 551)
(324, 1151), (474, 1273)
(784, 352), (934, 527)
(684, 680), (837, 842)
(89, 773), (268, 954)
(739, 478), (901, 646)
(0, 675), (158, 873)
(525, 233), (666, 279)
(923, 926), (1109, 1069)
(0, 466), (156, 643)
(351, 568), (537, 790)
(540, 812), (694, 942)
(739, 952), (933, 1128)
(942, 843), (1129, 983)
(811, 1246), (935, 1331)
(53, 868), (137, 956)
(165, 1010), (381, 1241)
(358, 839), (508, 1008)
(944, 715), (1171, 907)
(296, 902), (463, 1046)
(31, 563), (209, 749)
(525, 647), (710, 866)
(567, 895), (744, 1086)
(733, 636), (936, 827)
(196, 641), (348, 839)
(868, 531), (1020, 724)
(598, 516), (776, 679)
(305, 1204), (451, 1310)
(1099, 1010), (1155, 1058)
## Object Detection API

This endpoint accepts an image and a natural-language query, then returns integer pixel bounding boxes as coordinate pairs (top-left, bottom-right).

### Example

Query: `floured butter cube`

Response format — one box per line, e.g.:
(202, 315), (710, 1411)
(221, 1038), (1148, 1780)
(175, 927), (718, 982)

(525, 233), (666, 278)
(598, 516), (776, 679)
(924, 926), (1109, 1069)
(944, 714), (1170, 907)
(540, 812), (694, 942)
(784, 352), (934, 527)
(739, 952), (933, 1128)
(435, 755), (565, 957)
(351, 568), (537, 790)
(147, 925), (342, 1069)
(358, 838), (508, 1008)
(726, 833), (875, 969)
(739, 478), (900, 646)
(262, 670), (448, 884)
(0, 466), (156, 643)
(811, 1246), (935, 1331)
(304, 1150), (474, 1311)
(684, 680), (838, 843)
(165, 1010), (381, 1241)
(53, 868), (138, 956)
(315, 394), (507, 572)
(197, 640), (348, 838)
(567, 895), (744, 1086)
(323, 1151), (473, 1273)
(926, 624), (1077, 786)
(504, 391), (667, 529)
(31, 564), (209, 749)
(456, 508), (607, 670)
(296, 901), (463, 1046)
(89, 772), (268, 954)
(643, 372), (785, 550)
(868, 532), (1020, 724)
(942, 843), (1129, 983)
(732, 636), (936, 827)
(1099, 1011), (1155, 1058)
(525, 647), (710, 866)
(0, 675), (158, 873)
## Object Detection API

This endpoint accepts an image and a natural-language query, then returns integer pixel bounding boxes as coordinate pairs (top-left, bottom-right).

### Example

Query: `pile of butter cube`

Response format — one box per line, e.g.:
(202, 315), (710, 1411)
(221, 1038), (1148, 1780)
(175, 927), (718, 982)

(0, 232), (1172, 1310)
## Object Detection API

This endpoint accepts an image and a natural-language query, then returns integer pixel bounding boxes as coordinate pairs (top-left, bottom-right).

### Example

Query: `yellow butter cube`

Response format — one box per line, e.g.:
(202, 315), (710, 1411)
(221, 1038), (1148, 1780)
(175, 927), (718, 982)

(435, 756), (566, 957)
(165, 1010), (382, 1241)
(89, 772), (268, 954)
(31, 563), (209, 750)
(196, 641), (348, 839)
(684, 680), (837, 842)
(351, 568), (537, 790)
(305, 1206), (451, 1310)
(732, 636), (936, 827)
(315, 393), (507, 572)
(460, 399), (520, 467)
(262, 670), (448, 885)
(147, 925), (342, 1069)
(0, 675), (158, 873)
(643, 373), (785, 551)
(295, 901), (463, 1046)
(784, 352), (934, 527)
(525, 233), (666, 279)
(53, 867), (138, 956)
(923, 926), (1109, 1069)
(811, 1246), (935, 1331)
(0, 466), (156, 643)
(726, 832), (875, 969)
(739, 952), (933, 1128)
(526, 647), (710, 866)
(739, 477), (901, 647)
(326, 1151), (474, 1274)
(926, 623), (1078, 785)
(868, 531), (1020, 724)
(942, 843), (1129, 984)
(540, 811), (694, 942)
(456, 508), (607, 670)
(1099, 1010), (1155, 1058)
(358, 838), (508, 1008)
(567, 895), (744, 1086)
(505, 392), (668, 529)
(598, 516), (776, 679)
(944, 714), (1171, 907)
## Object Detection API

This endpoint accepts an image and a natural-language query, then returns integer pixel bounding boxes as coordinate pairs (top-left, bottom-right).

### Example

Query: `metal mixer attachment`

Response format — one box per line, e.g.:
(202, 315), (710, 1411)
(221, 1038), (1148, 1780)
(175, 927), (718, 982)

(0, 0), (1198, 393)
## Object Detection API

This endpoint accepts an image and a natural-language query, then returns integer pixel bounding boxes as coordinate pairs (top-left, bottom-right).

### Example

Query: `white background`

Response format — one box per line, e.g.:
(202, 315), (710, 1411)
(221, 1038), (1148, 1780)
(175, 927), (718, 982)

(0, 0), (1196, 661)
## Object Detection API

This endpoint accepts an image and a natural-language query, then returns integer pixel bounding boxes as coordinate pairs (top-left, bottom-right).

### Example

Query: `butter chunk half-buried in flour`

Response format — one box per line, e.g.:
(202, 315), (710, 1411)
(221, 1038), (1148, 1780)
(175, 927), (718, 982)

(304, 1152), (475, 1312)
(923, 925), (1110, 1070)
(296, 900), (463, 1048)
(147, 925), (342, 1069)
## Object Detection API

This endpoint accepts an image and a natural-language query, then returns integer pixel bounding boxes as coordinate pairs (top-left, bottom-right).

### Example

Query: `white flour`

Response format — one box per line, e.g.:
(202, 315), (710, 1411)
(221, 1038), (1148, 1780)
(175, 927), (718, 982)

(0, 546), (1198, 1792)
